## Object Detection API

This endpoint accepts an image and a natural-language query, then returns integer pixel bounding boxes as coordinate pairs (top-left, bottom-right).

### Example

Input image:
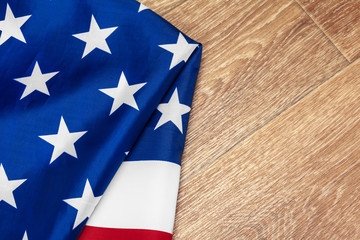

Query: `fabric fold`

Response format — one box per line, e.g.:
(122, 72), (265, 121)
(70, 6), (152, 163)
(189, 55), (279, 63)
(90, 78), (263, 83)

(0, 0), (201, 239)
(80, 43), (202, 240)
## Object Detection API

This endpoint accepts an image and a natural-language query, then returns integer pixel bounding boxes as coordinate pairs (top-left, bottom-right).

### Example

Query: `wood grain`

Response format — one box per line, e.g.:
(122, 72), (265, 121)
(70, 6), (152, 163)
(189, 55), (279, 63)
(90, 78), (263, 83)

(174, 59), (360, 239)
(159, 0), (348, 182)
(139, 0), (185, 16)
(296, 0), (360, 62)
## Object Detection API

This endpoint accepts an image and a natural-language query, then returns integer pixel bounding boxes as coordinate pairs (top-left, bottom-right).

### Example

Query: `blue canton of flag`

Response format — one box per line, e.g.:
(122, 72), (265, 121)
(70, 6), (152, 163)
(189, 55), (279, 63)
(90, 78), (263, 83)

(0, 0), (202, 239)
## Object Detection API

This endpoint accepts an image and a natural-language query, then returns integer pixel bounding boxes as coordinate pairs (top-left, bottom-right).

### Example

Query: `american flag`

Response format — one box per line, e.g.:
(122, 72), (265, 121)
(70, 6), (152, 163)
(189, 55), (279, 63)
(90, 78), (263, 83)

(0, 0), (201, 239)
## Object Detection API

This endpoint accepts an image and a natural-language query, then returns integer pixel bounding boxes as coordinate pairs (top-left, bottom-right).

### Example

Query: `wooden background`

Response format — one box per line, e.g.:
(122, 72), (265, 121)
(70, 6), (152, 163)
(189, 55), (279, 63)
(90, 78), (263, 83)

(142, 0), (360, 239)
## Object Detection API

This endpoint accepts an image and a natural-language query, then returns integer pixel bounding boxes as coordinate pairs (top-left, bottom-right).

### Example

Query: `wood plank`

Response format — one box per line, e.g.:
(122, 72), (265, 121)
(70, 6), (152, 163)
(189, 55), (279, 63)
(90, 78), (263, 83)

(139, 0), (185, 16)
(174, 59), (360, 239)
(161, 0), (348, 182)
(296, 0), (360, 62)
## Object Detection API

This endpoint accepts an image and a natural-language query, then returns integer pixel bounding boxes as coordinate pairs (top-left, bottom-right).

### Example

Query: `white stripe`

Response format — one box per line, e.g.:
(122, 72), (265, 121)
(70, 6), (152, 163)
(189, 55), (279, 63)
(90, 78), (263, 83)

(87, 160), (181, 234)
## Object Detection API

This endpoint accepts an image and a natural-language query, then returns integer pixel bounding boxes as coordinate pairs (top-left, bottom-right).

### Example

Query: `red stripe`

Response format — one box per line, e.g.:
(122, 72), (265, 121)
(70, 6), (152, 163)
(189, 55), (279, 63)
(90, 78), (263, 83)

(78, 226), (173, 240)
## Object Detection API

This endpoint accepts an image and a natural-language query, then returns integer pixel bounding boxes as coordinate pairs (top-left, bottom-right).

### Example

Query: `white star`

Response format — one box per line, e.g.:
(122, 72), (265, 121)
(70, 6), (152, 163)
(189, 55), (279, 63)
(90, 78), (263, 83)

(155, 88), (191, 133)
(138, 3), (149, 13)
(0, 4), (31, 45)
(14, 61), (59, 100)
(159, 33), (198, 70)
(22, 231), (28, 240)
(0, 164), (26, 208)
(73, 15), (118, 58)
(39, 117), (87, 164)
(99, 72), (146, 115)
(63, 179), (101, 229)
